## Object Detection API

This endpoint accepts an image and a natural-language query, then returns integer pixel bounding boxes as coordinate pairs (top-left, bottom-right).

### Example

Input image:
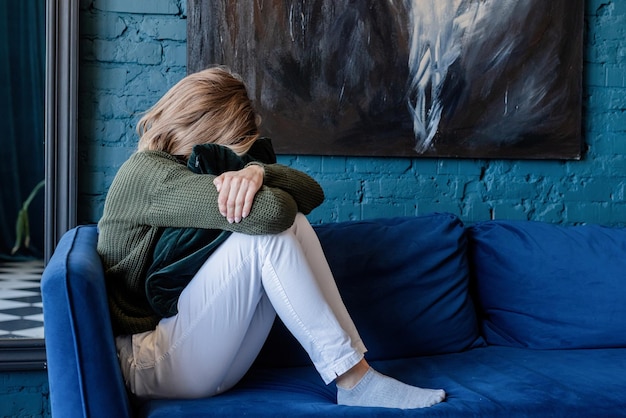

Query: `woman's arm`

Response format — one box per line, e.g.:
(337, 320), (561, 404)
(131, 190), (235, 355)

(190, 141), (324, 216)
(145, 153), (298, 235)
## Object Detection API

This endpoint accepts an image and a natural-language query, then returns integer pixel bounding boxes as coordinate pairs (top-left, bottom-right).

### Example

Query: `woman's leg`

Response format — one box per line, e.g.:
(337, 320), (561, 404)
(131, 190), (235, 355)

(282, 215), (446, 409)
(120, 215), (445, 408)
(122, 221), (365, 399)
(246, 216), (367, 383)
(123, 238), (276, 399)
(288, 214), (363, 346)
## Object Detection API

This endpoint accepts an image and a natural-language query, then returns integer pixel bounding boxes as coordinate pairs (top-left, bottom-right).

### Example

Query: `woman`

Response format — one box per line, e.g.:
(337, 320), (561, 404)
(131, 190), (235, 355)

(97, 66), (446, 409)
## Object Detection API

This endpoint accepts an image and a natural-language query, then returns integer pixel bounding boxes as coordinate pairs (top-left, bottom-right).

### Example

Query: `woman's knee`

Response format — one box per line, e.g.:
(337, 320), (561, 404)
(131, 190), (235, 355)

(293, 212), (309, 226)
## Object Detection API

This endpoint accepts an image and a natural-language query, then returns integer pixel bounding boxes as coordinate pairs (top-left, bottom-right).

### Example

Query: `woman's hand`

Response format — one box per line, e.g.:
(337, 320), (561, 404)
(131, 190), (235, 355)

(213, 164), (264, 223)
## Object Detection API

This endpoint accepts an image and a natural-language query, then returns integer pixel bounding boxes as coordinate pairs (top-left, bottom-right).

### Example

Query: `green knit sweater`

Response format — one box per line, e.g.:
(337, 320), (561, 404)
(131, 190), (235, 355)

(97, 150), (324, 335)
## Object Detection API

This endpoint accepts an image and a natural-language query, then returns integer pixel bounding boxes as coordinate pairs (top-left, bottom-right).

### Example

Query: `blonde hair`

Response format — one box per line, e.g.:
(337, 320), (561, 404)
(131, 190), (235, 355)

(136, 66), (260, 157)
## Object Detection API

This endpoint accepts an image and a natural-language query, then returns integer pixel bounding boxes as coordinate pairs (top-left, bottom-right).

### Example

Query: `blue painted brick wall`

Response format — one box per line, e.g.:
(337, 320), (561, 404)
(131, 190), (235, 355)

(0, 371), (49, 418)
(78, 0), (626, 226)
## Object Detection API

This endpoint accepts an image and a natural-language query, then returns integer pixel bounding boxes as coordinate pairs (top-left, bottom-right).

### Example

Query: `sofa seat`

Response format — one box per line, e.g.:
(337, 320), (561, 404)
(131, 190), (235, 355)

(139, 346), (626, 417)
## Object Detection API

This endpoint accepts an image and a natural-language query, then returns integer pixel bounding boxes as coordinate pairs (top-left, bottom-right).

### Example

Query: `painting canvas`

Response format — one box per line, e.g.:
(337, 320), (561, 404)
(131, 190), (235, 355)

(188, 0), (584, 159)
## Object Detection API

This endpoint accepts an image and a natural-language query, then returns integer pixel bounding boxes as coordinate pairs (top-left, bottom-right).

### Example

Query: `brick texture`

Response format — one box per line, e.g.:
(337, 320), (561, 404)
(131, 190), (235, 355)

(78, 1), (626, 227)
(0, 371), (49, 418)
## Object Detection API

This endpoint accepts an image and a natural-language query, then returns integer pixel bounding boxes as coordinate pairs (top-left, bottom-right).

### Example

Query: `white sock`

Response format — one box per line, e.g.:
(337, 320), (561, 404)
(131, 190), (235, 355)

(337, 367), (446, 409)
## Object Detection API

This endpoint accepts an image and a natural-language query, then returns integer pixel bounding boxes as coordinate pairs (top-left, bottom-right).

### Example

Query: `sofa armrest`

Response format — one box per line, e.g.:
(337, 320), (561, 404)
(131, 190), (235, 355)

(41, 225), (132, 418)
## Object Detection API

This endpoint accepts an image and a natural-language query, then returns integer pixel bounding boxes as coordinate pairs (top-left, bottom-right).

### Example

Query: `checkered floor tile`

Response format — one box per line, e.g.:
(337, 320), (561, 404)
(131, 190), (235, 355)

(0, 259), (44, 339)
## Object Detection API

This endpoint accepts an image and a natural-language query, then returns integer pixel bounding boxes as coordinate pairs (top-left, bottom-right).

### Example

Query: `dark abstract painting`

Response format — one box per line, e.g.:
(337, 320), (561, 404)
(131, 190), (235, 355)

(188, 0), (583, 159)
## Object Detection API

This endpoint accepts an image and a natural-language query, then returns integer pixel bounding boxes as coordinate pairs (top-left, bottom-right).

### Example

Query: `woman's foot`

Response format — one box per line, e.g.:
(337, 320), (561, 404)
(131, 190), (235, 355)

(336, 362), (446, 409)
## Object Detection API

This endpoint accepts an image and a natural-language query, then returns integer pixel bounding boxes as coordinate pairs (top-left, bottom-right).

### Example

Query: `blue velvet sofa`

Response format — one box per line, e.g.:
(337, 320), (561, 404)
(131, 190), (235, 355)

(41, 213), (626, 417)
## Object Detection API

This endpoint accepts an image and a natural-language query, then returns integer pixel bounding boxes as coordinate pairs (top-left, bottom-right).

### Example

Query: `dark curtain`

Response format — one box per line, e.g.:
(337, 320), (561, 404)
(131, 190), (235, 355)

(0, 0), (45, 259)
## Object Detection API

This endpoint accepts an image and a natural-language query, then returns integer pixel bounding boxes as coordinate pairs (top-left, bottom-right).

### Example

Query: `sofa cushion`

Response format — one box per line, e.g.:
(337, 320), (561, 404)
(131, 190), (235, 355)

(256, 213), (484, 367)
(469, 220), (626, 349)
(142, 347), (626, 417)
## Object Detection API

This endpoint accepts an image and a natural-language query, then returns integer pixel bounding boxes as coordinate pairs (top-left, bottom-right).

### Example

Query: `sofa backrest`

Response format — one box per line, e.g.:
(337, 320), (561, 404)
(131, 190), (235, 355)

(469, 220), (626, 350)
(256, 213), (485, 367)
(41, 225), (132, 418)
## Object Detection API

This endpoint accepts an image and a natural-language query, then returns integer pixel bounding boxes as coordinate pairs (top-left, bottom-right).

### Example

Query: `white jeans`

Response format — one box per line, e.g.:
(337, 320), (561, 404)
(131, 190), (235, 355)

(116, 213), (367, 400)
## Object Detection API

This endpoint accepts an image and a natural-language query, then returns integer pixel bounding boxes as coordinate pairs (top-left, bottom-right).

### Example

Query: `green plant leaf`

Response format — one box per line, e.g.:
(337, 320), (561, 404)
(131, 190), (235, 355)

(11, 209), (27, 255)
(10, 180), (45, 255)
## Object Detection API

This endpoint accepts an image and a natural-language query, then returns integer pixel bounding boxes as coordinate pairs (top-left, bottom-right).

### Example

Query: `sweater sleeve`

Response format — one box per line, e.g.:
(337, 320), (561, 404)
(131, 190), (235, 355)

(133, 152), (299, 235)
